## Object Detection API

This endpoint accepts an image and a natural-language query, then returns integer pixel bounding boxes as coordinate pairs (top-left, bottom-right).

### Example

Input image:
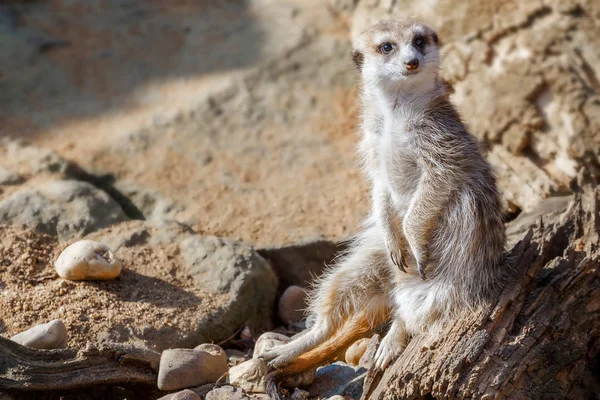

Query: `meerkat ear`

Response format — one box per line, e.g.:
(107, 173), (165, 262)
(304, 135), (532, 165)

(352, 50), (364, 71)
(432, 32), (440, 46)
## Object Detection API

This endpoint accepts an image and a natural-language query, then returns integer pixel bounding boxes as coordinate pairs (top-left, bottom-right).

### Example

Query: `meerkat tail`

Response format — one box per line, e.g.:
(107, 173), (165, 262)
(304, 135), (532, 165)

(266, 310), (386, 399)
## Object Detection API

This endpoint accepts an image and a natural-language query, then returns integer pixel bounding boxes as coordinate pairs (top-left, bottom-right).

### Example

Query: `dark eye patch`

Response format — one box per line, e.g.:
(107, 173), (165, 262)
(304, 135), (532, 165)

(413, 35), (429, 55)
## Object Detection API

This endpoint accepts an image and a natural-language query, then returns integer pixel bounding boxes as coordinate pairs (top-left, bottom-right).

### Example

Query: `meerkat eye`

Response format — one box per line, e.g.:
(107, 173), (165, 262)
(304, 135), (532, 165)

(414, 36), (425, 47)
(378, 42), (394, 54)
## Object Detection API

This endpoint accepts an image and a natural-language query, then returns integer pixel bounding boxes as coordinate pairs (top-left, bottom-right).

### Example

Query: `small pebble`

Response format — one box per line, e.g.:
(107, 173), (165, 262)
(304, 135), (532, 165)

(228, 358), (268, 393)
(10, 319), (68, 349)
(157, 347), (228, 391)
(157, 389), (200, 400)
(55, 240), (121, 280)
(278, 285), (307, 324)
(344, 337), (370, 366)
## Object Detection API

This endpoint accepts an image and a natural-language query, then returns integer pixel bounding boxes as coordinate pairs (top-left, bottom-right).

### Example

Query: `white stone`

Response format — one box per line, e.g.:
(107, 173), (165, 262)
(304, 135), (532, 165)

(10, 319), (68, 349)
(228, 358), (268, 393)
(55, 240), (121, 280)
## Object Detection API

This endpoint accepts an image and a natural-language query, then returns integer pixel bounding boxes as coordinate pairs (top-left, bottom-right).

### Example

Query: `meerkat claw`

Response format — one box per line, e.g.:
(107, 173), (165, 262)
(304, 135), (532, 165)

(417, 260), (427, 280)
(390, 251), (407, 273)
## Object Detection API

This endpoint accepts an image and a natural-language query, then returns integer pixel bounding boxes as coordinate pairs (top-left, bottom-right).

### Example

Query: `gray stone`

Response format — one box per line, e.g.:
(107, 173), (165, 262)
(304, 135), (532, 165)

(158, 348), (228, 391)
(228, 358), (268, 393)
(157, 389), (200, 400)
(113, 180), (185, 222)
(180, 236), (278, 335)
(205, 386), (267, 400)
(10, 319), (68, 349)
(278, 285), (307, 325)
(0, 139), (72, 177)
(193, 343), (228, 369)
(0, 180), (128, 242)
(307, 362), (366, 399)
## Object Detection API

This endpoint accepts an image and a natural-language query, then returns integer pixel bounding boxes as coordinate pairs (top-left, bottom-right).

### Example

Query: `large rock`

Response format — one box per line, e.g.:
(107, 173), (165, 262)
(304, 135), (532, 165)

(79, 220), (277, 350)
(0, 180), (128, 242)
(180, 235), (278, 334)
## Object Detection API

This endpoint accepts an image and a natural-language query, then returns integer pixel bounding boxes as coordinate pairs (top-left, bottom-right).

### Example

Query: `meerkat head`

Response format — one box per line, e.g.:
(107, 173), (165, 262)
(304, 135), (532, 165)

(352, 19), (440, 92)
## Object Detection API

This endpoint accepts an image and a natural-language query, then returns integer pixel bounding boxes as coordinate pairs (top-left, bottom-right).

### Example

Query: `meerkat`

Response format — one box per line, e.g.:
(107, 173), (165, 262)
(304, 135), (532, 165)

(263, 19), (507, 398)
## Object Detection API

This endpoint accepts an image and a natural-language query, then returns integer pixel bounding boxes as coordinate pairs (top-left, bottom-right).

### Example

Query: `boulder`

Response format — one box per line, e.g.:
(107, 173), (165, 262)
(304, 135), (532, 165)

(0, 180), (127, 242)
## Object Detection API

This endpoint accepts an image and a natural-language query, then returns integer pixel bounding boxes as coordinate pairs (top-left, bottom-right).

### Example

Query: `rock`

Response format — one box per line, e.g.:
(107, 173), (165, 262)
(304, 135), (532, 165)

(55, 240), (122, 280)
(0, 166), (23, 185)
(0, 180), (128, 242)
(326, 396), (346, 400)
(228, 358), (268, 393)
(226, 348), (250, 367)
(180, 236), (278, 335)
(253, 332), (291, 359)
(78, 220), (276, 350)
(157, 348), (228, 391)
(10, 319), (68, 349)
(113, 180), (185, 222)
(205, 385), (268, 400)
(193, 343), (228, 368)
(278, 285), (307, 324)
(307, 362), (366, 399)
(157, 389), (201, 400)
(290, 388), (310, 400)
(344, 337), (370, 366)
(0, 139), (73, 177)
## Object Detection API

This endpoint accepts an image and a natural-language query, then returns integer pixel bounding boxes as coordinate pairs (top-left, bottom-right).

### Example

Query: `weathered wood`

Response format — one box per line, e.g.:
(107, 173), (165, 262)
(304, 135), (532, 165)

(0, 338), (158, 391)
(363, 172), (600, 399)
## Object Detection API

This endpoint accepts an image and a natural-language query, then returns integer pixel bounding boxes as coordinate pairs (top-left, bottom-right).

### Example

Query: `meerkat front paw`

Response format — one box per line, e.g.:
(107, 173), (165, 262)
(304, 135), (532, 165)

(373, 334), (403, 370)
(386, 241), (408, 273)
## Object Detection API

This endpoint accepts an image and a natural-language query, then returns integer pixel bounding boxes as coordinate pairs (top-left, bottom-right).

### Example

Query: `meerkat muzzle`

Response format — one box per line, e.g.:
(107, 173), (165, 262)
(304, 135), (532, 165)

(405, 58), (420, 70)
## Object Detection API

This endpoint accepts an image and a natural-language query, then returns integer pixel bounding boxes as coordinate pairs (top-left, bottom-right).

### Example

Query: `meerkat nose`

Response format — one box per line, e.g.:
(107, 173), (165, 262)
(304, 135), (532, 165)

(405, 58), (420, 70)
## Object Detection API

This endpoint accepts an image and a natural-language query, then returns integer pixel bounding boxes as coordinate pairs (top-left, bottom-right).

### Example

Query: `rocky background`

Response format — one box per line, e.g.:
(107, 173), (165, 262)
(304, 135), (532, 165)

(0, 0), (598, 399)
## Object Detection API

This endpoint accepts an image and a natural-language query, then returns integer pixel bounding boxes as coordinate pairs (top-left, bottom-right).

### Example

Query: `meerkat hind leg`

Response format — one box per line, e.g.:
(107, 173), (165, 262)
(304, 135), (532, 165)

(262, 235), (390, 369)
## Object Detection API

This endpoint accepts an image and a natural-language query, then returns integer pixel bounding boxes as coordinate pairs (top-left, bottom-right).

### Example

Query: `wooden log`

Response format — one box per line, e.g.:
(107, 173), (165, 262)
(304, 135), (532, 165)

(362, 172), (600, 399)
(0, 339), (158, 391)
